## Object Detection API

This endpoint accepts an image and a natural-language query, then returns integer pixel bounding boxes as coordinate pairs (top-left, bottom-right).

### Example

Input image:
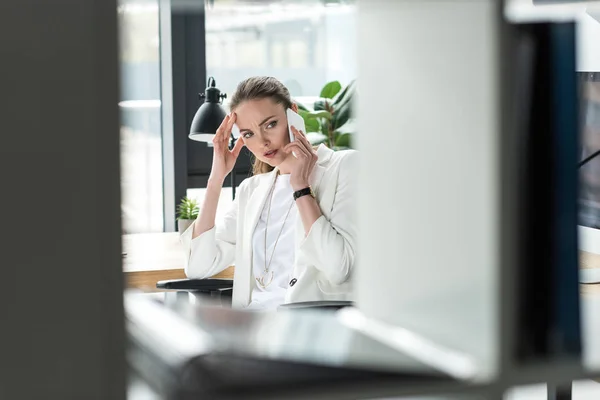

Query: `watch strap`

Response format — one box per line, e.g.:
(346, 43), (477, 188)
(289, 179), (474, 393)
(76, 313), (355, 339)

(293, 187), (314, 201)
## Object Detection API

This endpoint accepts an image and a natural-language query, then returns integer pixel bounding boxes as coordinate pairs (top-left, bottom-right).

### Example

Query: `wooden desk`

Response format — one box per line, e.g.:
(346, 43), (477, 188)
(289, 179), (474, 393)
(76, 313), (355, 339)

(123, 232), (233, 291)
(581, 251), (600, 296)
(579, 252), (600, 376)
(122, 233), (600, 294)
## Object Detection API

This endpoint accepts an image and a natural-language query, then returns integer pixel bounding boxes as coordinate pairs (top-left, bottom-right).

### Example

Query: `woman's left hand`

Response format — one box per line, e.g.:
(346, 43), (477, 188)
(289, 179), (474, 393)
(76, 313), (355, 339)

(284, 126), (318, 191)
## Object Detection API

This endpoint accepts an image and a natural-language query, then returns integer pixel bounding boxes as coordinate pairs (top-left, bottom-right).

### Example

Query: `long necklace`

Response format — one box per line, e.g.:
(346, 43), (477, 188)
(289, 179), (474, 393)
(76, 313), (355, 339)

(256, 173), (295, 289)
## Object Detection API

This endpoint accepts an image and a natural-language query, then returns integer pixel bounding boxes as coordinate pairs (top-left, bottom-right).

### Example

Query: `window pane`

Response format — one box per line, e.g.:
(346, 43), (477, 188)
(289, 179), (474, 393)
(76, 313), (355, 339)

(118, 0), (164, 233)
(205, 0), (357, 97)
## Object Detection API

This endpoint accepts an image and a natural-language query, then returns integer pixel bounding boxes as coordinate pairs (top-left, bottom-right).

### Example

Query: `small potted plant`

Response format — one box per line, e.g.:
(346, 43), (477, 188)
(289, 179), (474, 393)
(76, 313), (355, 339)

(177, 196), (199, 234)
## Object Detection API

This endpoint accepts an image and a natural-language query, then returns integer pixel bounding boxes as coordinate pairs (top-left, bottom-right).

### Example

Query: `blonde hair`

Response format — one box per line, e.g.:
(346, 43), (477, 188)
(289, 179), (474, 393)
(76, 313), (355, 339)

(229, 76), (293, 175)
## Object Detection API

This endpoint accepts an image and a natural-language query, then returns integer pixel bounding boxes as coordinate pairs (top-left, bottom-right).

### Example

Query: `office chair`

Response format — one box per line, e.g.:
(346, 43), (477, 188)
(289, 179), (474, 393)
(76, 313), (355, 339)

(156, 278), (354, 310)
(157, 278), (233, 302)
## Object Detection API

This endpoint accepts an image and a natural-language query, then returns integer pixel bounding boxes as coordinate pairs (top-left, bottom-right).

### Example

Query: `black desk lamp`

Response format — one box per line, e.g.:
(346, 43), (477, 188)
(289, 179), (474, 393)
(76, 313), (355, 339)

(189, 77), (238, 199)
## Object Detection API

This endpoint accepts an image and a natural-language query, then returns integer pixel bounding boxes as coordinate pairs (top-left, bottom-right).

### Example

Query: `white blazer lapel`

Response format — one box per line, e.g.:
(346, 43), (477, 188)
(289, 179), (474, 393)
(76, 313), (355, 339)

(309, 144), (334, 196)
(243, 169), (278, 270)
(309, 164), (326, 197)
(245, 169), (278, 240)
(236, 169), (278, 306)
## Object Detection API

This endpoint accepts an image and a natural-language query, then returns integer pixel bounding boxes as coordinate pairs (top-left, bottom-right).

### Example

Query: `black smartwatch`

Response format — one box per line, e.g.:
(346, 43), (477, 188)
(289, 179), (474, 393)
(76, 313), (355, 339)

(293, 187), (315, 201)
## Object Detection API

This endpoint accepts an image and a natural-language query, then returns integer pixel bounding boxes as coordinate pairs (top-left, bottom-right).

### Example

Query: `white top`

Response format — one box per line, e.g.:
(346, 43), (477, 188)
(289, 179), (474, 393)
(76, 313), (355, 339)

(247, 174), (298, 310)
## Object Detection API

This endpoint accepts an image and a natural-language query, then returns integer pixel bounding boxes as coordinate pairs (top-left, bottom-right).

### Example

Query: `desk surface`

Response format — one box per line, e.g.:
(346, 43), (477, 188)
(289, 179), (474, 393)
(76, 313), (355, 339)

(123, 233), (600, 293)
(122, 232), (233, 290)
(581, 251), (600, 295)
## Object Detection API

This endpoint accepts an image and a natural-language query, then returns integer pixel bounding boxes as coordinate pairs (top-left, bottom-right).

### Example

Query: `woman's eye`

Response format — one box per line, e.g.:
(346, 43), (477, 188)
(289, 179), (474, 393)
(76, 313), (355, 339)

(266, 120), (277, 129)
(243, 132), (253, 139)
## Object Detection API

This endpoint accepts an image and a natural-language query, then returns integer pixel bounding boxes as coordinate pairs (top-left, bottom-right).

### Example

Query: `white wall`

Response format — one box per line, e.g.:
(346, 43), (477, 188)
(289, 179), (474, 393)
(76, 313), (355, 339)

(355, 0), (499, 380)
(578, 12), (600, 71)
(324, 9), (357, 86)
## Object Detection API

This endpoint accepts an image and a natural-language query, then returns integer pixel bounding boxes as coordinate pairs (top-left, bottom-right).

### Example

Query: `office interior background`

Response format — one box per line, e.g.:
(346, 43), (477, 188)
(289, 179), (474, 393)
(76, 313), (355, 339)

(118, 0), (600, 396)
(7, 0), (600, 399)
(119, 0), (356, 233)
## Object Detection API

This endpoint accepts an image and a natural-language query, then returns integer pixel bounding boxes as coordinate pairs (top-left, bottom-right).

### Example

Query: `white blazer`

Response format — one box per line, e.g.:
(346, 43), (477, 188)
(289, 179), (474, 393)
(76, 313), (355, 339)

(180, 144), (357, 308)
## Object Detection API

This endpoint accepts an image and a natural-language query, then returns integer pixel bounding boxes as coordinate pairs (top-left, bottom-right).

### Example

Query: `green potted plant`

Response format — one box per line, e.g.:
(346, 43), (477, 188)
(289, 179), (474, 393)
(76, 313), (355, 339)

(176, 196), (199, 234)
(296, 79), (356, 150)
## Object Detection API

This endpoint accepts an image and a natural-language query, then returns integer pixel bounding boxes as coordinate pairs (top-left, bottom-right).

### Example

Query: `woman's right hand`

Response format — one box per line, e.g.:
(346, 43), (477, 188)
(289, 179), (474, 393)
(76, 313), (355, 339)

(210, 113), (245, 182)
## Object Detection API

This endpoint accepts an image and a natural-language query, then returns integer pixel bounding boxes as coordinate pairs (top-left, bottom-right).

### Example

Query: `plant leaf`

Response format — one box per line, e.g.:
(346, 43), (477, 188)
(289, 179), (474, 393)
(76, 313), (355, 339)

(334, 118), (356, 134)
(298, 110), (310, 118)
(313, 99), (331, 111)
(332, 101), (352, 131)
(320, 81), (342, 99)
(335, 132), (352, 147)
(332, 79), (355, 107)
(294, 100), (309, 111)
(303, 117), (320, 133)
(177, 196), (199, 219)
(299, 110), (331, 120)
(321, 119), (330, 138)
(304, 110), (331, 120)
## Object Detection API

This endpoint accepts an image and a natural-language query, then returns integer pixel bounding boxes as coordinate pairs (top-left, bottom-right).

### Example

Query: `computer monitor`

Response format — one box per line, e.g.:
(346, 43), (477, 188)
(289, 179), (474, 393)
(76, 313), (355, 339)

(578, 71), (600, 283)
(514, 22), (582, 358)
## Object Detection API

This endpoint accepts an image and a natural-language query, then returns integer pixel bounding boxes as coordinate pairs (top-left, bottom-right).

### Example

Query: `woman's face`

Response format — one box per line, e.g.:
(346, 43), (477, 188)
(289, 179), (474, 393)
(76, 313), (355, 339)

(234, 98), (297, 167)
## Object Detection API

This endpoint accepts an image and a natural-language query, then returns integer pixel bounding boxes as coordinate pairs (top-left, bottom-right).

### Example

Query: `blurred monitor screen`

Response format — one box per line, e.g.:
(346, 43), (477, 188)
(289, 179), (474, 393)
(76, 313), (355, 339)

(578, 72), (600, 228)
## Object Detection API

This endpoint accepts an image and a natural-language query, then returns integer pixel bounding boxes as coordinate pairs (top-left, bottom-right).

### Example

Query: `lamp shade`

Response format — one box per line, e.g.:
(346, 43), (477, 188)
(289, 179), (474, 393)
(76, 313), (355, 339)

(189, 77), (227, 143)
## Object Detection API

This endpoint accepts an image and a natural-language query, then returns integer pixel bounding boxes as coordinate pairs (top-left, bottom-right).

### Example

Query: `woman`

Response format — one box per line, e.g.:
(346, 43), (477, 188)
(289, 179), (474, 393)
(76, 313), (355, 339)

(181, 76), (357, 309)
